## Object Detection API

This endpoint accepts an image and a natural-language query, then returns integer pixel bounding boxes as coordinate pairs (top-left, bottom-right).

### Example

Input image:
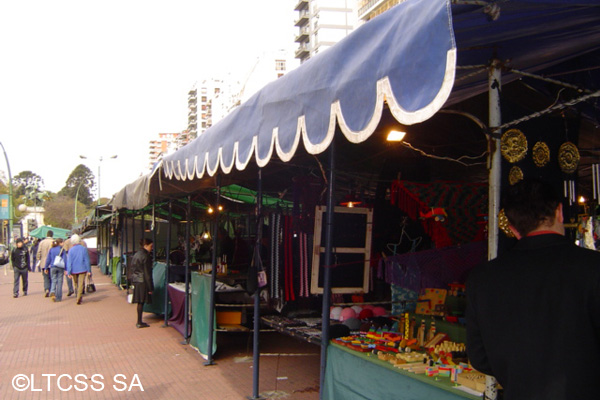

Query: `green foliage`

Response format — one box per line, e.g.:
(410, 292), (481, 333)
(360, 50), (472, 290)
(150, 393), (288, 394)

(12, 171), (44, 198)
(58, 164), (96, 206)
(43, 195), (91, 229)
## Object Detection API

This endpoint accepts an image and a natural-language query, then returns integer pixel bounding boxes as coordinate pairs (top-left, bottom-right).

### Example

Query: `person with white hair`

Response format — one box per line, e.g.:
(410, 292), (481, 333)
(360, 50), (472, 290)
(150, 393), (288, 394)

(66, 234), (91, 305)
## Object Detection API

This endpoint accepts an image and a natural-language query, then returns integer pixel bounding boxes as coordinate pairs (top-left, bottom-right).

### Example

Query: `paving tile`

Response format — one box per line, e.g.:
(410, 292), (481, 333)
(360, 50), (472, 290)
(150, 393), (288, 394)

(0, 266), (320, 399)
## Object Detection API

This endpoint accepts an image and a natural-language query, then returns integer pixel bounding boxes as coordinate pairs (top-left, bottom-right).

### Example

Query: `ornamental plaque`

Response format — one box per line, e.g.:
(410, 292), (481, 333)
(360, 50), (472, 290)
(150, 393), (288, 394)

(500, 129), (528, 163)
(532, 141), (550, 167)
(508, 166), (524, 186)
(498, 209), (515, 238)
(558, 142), (580, 174)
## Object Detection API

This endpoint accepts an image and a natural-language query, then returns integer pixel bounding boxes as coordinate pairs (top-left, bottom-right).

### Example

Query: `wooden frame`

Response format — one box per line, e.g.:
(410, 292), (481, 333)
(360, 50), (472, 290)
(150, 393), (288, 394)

(310, 205), (373, 294)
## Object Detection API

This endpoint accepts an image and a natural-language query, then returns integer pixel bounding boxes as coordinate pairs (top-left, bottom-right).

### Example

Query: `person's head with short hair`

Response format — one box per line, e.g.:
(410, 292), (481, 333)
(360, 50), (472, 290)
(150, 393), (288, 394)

(71, 234), (81, 245)
(140, 238), (153, 252)
(52, 238), (64, 247)
(47, 230), (54, 238)
(503, 179), (563, 238)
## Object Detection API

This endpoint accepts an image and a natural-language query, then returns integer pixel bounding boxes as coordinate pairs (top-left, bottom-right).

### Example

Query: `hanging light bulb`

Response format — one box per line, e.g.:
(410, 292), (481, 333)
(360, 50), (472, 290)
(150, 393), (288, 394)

(208, 206), (214, 214)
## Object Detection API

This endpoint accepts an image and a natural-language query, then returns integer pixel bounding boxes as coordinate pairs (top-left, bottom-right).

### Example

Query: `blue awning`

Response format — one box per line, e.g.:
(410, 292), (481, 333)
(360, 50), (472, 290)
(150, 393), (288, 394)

(163, 0), (456, 181)
(160, 0), (600, 183)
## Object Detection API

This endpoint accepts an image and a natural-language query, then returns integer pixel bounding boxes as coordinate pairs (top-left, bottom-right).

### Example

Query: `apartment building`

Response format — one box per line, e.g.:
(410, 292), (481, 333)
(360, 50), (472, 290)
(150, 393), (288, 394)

(294, 0), (356, 63)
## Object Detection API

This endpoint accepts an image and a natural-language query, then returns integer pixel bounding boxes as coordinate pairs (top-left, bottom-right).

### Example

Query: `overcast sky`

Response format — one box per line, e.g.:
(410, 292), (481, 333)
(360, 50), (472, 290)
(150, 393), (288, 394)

(0, 0), (297, 198)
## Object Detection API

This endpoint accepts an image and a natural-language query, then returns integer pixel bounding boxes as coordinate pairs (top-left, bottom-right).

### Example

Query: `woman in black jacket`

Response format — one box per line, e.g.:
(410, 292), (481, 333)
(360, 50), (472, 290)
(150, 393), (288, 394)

(129, 238), (154, 328)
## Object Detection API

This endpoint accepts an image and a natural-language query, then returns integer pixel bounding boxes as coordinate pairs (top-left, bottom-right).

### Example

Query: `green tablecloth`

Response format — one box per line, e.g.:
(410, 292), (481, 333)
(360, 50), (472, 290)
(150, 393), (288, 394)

(323, 342), (479, 400)
(143, 262), (171, 316)
(111, 257), (122, 286)
(98, 250), (108, 275)
(189, 272), (217, 357)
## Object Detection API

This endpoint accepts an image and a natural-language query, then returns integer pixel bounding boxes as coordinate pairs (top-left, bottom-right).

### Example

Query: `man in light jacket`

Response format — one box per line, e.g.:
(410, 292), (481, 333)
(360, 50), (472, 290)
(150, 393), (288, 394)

(36, 230), (54, 297)
(66, 234), (91, 305)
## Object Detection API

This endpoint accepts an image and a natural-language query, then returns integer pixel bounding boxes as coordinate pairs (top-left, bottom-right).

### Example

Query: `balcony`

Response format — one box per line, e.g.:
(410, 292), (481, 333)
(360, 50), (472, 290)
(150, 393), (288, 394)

(294, 0), (308, 11)
(295, 44), (310, 59)
(294, 9), (309, 26)
(295, 26), (309, 43)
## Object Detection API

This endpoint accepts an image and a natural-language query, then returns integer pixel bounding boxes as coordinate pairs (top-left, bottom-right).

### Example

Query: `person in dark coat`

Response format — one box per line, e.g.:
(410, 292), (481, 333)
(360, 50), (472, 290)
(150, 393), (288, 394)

(11, 238), (30, 297)
(467, 179), (600, 400)
(130, 238), (154, 328)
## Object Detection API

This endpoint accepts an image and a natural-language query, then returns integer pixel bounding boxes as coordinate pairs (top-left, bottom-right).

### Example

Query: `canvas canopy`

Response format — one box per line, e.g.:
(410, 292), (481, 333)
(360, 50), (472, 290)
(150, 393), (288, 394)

(29, 226), (70, 240)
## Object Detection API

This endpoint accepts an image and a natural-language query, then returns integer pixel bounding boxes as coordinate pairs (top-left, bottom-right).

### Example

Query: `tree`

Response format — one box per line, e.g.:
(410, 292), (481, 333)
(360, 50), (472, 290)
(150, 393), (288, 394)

(58, 164), (95, 206)
(43, 195), (91, 229)
(12, 171), (44, 198)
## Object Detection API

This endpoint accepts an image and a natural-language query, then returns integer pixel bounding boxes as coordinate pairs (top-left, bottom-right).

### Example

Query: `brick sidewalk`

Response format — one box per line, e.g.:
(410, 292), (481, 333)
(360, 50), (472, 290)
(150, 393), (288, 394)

(0, 265), (320, 399)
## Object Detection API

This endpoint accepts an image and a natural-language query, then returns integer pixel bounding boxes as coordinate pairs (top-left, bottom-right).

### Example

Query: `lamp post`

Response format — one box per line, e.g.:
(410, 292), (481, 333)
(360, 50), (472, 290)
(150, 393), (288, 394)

(74, 179), (86, 225)
(0, 141), (14, 248)
(79, 155), (118, 205)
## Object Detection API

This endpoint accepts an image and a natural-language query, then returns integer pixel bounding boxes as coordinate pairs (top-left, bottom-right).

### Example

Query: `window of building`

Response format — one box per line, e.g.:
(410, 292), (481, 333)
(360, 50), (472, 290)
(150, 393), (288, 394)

(275, 60), (286, 71)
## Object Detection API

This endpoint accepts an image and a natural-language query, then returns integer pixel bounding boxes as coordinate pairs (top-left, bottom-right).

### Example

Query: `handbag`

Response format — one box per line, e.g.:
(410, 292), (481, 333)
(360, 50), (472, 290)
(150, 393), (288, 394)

(86, 276), (96, 293)
(53, 249), (65, 268)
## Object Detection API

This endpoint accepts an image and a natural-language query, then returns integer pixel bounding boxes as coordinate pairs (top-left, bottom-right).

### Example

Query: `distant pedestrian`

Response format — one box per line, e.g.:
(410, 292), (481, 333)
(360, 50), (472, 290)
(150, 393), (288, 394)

(130, 238), (154, 328)
(45, 238), (66, 302)
(36, 230), (54, 297)
(11, 238), (29, 298)
(31, 238), (40, 272)
(66, 234), (91, 305)
(64, 232), (87, 296)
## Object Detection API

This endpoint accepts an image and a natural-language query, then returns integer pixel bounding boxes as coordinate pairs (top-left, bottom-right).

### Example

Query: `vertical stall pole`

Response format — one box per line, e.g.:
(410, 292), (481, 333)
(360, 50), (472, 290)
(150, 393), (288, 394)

(132, 211), (136, 262)
(123, 213), (128, 289)
(163, 201), (173, 327)
(319, 142), (336, 400)
(183, 195), (192, 344)
(205, 175), (221, 366)
(486, 59), (502, 400)
(250, 169), (263, 399)
(151, 203), (157, 262)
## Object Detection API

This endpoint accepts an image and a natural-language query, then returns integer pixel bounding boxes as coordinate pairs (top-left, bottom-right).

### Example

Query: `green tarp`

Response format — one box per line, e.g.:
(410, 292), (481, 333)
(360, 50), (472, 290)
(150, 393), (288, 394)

(220, 184), (293, 208)
(111, 257), (122, 286)
(143, 262), (171, 316)
(29, 226), (70, 239)
(189, 272), (216, 357)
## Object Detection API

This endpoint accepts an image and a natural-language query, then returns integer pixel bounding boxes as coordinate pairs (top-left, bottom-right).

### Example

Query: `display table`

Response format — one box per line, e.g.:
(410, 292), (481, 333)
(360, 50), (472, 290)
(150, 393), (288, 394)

(189, 273), (216, 357)
(143, 262), (170, 315)
(261, 315), (322, 345)
(323, 342), (480, 400)
(167, 282), (190, 337)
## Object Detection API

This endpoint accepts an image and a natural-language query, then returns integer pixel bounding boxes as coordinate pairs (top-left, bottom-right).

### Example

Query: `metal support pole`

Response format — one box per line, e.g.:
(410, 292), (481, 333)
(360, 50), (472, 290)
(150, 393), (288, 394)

(250, 169), (264, 400)
(0, 142), (14, 250)
(151, 203), (157, 262)
(183, 195), (191, 344)
(319, 143), (336, 400)
(163, 201), (173, 327)
(205, 175), (221, 366)
(486, 59), (502, 400)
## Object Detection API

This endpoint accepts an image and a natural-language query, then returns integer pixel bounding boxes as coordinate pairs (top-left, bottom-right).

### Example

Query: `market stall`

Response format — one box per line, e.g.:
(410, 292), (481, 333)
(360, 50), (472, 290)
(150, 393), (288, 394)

(105, 0), (600, 398)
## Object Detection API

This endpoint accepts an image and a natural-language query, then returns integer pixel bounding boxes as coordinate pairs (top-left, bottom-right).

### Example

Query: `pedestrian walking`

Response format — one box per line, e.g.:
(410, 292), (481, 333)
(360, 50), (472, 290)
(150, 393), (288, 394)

(11, 238), (29, 298)
(66, 234), (90, 305)
(45, 238), (66, 302)
(129, 238), (154, 328)
(36, 230), (54, 296)
(31, 238), (40, 272)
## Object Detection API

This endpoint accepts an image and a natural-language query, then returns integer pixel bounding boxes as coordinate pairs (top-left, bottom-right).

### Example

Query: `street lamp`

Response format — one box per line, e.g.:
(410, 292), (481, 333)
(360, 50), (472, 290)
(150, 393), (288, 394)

(79, 155), (118, 205)
(74, 179), (86, 225)
(0, 141), (14, 249)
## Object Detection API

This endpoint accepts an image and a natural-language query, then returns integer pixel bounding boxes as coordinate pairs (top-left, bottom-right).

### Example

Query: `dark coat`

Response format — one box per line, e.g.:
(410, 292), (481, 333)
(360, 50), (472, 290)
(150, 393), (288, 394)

(11, 247), (30, 271)
(466, 233), (600, 400)
(129, 248), (153, 291)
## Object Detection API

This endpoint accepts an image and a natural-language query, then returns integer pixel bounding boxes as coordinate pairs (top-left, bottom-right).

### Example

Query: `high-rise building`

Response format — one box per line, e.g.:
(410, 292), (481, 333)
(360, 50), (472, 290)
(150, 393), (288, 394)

(187, 88), (198, 140)
(294, 0), (356, 64)
(148, 132), (182, 169)
(357, 0), (401, 24)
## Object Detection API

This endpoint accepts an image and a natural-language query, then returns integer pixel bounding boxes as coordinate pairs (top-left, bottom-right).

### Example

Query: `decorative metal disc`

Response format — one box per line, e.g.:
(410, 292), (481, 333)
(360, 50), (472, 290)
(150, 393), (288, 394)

(500, 129), (528, 163)
(508, 166), (524, 185)
(558, 142), (580, 174)
(498, 209), (515, 238)
(532, 141), (550, 167)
